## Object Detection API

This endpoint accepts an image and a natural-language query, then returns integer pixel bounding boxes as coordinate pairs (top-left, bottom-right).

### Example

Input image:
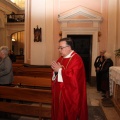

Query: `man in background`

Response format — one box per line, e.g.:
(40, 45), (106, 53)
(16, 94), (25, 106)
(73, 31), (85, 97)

(100, 52), (113, 98)
(8, 50), (16, 63)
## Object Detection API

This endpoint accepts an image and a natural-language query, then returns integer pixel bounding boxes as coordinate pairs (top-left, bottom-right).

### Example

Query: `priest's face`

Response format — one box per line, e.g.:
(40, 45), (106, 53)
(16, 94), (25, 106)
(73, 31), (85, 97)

(58, 41), (72, 57)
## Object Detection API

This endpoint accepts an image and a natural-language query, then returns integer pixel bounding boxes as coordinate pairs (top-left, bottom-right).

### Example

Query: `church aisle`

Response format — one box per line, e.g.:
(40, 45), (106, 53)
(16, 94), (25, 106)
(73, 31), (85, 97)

(87, 83), (120, 120)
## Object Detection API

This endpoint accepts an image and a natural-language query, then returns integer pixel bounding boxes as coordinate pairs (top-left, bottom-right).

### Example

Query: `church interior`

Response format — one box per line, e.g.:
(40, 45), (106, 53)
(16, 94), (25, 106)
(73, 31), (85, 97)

(0, 0), (120, 119)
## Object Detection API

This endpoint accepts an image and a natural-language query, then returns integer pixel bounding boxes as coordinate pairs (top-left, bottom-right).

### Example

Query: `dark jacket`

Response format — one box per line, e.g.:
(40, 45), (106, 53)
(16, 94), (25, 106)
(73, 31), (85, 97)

(100, 59), (113, 80)
(100, 58), (113, 90)
(94, 56), (105, 71)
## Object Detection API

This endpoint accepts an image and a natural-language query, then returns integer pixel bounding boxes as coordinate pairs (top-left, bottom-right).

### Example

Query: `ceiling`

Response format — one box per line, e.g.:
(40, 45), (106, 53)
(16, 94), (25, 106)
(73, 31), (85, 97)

(10, 0), (25, 10)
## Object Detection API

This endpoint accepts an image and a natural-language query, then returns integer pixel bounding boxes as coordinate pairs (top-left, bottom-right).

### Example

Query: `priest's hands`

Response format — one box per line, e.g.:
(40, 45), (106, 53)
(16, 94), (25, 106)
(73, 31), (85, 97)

(51, 61), (62, 72)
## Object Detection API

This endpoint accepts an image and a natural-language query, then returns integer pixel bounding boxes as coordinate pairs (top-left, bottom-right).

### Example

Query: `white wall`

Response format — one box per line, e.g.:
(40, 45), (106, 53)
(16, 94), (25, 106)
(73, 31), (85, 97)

(25, 0), (54, 65)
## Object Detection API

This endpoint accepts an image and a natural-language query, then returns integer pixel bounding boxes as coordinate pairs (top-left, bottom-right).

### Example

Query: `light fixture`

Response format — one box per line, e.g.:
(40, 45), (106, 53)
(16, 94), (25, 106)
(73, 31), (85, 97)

(12, 38), (16, 41)
(10, 0), (15, 3)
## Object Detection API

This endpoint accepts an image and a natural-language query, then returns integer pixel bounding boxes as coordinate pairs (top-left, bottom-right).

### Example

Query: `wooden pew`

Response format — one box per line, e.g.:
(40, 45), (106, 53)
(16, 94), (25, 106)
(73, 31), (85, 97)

(12, 63), (24, 68)
(12, 76), (51, 89)
(0, 86), (52, 120)
(12, 63), (23, 74)
(13, 66), (52, 77)
(15, 55), (24, 64)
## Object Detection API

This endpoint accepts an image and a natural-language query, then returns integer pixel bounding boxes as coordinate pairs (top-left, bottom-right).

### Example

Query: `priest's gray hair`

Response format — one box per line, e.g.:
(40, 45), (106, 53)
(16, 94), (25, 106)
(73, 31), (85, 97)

(0, 46), (9, 56)
(104, 52), (111, 59)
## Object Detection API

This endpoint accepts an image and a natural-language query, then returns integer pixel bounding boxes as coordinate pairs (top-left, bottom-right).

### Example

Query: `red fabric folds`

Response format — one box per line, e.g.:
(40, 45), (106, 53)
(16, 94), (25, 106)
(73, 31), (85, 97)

(52, 52), (88, 120)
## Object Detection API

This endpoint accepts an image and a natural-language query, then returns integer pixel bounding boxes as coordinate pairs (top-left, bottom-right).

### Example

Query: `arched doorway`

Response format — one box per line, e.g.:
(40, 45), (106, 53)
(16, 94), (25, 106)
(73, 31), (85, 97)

(11, 31), (24, 55)
(11, 31), (24, 63)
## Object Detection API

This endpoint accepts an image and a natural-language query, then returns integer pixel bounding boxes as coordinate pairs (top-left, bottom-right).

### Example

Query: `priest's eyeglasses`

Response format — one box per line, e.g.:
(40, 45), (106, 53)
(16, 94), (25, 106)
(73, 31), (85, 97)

(58, 46), (69, 50)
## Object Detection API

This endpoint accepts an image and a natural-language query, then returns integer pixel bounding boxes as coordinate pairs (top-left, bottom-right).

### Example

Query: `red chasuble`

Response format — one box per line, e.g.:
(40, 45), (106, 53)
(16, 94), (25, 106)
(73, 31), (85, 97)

(52, 51), (88, 120)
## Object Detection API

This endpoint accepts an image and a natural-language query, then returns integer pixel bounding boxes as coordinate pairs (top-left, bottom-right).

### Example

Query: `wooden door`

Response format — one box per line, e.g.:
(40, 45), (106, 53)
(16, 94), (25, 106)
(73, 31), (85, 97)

(67, 35), (92, 83)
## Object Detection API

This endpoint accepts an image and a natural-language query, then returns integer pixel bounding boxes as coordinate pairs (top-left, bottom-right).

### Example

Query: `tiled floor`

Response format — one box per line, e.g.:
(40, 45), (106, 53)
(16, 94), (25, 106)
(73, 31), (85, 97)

(0, 83), (120, 120)
(87, 84), (120, 120)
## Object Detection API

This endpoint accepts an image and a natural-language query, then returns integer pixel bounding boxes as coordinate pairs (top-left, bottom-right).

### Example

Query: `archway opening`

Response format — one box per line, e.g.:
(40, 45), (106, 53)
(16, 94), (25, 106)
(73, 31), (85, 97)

(11, 31), (24, 55)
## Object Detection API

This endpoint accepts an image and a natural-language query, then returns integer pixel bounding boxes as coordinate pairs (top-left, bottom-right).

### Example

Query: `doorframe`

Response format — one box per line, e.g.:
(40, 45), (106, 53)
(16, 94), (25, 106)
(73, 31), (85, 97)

(5, 23), (24, 51)
(58, 6), (102, 77)
(61, 27), (98, 76)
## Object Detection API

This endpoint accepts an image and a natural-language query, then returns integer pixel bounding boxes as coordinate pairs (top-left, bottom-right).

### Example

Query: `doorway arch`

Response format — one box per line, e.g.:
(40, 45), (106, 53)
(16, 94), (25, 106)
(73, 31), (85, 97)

(5, 22), (24, 53)
(11, 31), (24, 55)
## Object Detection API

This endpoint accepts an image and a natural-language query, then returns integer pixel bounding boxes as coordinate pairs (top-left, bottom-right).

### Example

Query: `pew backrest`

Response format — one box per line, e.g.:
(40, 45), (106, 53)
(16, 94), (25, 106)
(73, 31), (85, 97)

(13, 67), (52, 77)
(0, 86), (52, 119)
(12, 76), (51, 89)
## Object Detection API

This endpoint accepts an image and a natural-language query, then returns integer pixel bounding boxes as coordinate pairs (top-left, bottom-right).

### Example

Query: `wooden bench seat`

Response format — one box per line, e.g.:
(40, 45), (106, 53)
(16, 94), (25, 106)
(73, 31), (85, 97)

(0, 86), (52, 120)
(12, 63), (24, 67)
(13, 66), (52, 77)
(12, 76), (51, 89)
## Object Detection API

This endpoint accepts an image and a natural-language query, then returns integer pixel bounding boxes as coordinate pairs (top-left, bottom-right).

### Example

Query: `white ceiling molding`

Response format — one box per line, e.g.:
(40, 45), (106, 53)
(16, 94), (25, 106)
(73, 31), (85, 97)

(5, 0), (22, 10)
(58, 6), (103, 23)
(0, 0), (22, 13)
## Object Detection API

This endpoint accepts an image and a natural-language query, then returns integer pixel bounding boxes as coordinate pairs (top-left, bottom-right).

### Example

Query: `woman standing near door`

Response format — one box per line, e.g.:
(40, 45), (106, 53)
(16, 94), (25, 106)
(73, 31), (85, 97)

(94, 50), (106, 92)
(100, 52), (113, 98)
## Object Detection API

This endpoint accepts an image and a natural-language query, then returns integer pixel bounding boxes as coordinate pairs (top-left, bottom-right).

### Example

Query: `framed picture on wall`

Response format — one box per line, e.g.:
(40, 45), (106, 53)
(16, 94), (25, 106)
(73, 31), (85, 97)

(34, 26), (42, 42)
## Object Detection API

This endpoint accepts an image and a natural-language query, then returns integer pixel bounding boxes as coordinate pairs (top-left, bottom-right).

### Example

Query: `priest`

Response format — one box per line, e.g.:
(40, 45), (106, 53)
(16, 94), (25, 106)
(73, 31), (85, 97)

(51, 37), (88, 120)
